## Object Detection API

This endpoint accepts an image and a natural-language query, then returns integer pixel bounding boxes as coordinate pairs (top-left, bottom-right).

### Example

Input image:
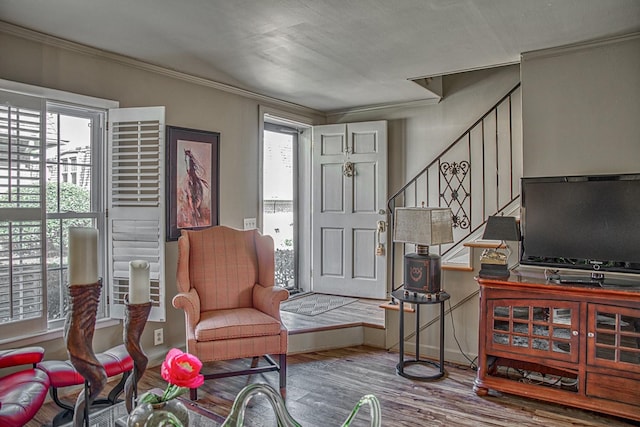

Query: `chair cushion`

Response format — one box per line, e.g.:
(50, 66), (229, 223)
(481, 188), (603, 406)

(37, 344), (132, 388)
(0, 368), (49, 426)
(0, 346), (45, 369)
(195, 307), (282, 342)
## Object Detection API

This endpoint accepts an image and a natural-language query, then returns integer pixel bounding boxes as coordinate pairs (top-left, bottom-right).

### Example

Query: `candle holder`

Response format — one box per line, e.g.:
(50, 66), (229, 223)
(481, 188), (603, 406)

(64, 280), (107, 427)
(124, 299), (152, 412)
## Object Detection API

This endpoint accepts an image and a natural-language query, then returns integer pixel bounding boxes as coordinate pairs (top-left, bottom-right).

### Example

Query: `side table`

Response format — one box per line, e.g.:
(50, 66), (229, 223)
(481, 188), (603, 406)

(392, 287), (450, 381)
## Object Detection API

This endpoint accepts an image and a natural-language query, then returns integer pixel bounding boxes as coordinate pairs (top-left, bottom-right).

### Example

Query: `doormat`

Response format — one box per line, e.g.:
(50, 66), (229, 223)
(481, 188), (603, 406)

(280, 293), (358, 316)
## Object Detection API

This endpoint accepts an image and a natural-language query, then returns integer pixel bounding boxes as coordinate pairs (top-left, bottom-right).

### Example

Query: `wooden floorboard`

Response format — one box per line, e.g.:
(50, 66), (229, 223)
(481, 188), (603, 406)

(280, 294), (386, 333)
(28, 346), (638, 427)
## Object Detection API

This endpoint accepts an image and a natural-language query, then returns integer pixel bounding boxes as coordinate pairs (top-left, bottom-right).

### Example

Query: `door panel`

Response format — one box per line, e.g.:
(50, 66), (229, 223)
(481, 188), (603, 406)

(321, 228), (344, 277)
(321, 163), (345, 212)
(354, 162), (377, 212)
(312, 121), (387, 299)
(353, 229), (376, 279)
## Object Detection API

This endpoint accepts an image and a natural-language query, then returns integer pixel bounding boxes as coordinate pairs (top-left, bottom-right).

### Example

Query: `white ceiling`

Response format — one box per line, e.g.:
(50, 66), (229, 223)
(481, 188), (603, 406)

(1, 0), (639, 112)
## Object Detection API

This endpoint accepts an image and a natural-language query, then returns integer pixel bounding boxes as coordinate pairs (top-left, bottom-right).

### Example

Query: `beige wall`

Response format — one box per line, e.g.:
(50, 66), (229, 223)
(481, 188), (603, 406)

(0, 29), (323, 362)
(3, 26), (636, 368)
(328, 65), (521, 364)
(521, 34), (640, 177)
(0, 27), (521, 366)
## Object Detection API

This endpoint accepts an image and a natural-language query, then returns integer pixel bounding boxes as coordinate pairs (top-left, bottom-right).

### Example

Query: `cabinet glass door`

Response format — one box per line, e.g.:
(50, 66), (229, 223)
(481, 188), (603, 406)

(587, 304), (640, 373)
(487, 299), (579, 363)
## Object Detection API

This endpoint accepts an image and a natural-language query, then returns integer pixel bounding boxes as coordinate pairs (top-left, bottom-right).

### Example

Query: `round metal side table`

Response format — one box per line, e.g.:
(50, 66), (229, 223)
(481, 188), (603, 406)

(392, 287), (450, 381)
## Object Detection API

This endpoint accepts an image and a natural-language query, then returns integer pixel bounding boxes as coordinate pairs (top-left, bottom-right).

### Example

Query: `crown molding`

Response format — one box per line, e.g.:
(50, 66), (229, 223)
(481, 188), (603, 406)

(522, 32), (640, 62)
(0, 21), (324, 117)
(326, 97), (441, 117)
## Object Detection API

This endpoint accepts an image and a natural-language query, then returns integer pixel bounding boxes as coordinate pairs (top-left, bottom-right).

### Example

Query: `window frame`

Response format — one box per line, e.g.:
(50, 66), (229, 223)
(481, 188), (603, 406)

(0, 79), (118, 344)
(44, 101), (107, 330)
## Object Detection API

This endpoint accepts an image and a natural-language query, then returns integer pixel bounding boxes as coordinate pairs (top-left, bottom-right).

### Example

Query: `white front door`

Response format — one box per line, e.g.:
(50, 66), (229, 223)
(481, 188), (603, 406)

(312, 121), (387, 299)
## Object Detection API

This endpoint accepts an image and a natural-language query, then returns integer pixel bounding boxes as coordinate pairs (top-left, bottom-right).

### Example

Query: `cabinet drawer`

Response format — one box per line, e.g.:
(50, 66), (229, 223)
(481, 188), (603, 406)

(586, 372), (640, 406)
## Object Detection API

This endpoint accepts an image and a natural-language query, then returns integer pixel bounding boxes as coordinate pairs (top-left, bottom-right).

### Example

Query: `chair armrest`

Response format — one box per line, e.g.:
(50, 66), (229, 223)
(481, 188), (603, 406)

(255, 232), (275, 287)
(172, 288), (201, 326)
(253, 283), (289, 321)
(0, 346), (45, 369)
(176, 233), (192, 294)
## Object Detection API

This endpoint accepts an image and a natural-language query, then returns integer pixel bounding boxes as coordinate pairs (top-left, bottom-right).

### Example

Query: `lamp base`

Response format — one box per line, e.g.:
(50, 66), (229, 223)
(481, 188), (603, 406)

(404, 252), (441, 293)
(479, 263), (510, 279)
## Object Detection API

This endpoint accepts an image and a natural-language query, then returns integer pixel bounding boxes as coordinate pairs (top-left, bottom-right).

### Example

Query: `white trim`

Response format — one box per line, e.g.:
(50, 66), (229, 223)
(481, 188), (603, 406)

(0, 78), (118, 108)
(522, 32), (640, 62)
(326, 97), (441, 117)
(0, 318), (120, 347)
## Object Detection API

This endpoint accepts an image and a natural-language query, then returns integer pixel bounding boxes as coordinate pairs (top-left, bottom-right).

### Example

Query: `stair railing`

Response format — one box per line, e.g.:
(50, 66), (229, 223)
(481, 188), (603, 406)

(387, 83), (522, 292)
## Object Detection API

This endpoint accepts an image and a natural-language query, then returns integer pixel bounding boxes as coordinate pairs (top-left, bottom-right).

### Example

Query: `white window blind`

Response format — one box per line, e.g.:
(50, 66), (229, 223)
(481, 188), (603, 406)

(0, 90), (47, 337)
(108, 107), (166, 322)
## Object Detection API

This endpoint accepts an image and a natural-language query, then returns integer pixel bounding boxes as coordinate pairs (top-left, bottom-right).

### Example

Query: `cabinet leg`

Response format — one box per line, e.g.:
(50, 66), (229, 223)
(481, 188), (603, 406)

(473, 383), (489, 396)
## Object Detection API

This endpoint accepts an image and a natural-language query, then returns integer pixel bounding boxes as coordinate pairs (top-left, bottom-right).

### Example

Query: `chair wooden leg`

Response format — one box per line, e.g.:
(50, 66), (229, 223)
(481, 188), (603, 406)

(190, 387), (198, 401)
(250, 356), (259, 369)
(279, 353), (287, 399)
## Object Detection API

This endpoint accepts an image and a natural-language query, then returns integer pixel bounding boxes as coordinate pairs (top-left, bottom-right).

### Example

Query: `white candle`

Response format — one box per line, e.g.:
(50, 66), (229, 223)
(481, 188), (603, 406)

(129, 260), (150, 304)
(68, 227), (99, 286)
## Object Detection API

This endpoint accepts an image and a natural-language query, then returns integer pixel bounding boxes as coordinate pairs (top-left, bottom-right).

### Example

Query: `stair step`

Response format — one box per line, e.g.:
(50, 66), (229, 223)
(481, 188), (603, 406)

(464, 239), (506, 249)
(379, 301), (416, 312)
(443, 263), (474, 272)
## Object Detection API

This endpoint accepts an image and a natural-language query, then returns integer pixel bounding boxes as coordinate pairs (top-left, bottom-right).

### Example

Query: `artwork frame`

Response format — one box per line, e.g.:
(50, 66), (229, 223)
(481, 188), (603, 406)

(166, 126), (220, 241)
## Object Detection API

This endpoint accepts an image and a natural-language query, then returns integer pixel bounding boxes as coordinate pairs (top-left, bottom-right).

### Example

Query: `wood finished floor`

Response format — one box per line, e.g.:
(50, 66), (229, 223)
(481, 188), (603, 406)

(28, 346), (638, 427)
(279, 294), (385, 333)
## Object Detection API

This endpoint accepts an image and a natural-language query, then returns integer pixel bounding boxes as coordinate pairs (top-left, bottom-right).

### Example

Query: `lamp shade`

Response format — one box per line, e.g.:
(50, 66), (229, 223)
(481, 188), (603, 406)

(482, 216), (520, 241)
(393, 207), (454, 245)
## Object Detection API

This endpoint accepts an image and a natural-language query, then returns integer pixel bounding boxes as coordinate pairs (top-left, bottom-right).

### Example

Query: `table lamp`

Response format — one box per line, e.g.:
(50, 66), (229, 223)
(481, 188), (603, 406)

(479, 215), (520, 278)
(394, 206), (454, 293)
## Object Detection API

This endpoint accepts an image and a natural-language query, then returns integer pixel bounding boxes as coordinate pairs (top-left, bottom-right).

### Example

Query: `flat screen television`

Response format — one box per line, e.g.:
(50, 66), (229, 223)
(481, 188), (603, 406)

(520, 173), (640, 283)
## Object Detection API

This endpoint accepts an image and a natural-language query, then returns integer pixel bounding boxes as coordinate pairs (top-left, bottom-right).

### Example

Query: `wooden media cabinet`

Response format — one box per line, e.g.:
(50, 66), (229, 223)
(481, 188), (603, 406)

(474, 271), (640, 422)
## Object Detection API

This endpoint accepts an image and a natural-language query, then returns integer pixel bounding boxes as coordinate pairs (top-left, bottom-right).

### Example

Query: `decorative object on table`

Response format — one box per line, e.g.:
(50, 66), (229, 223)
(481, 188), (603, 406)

(166, 126), (220, 241)
(221, 383), (381, 427)
(64, 227), (107, 427)
(128, 348), (204, 427)
(124, 260), (152, 413)
(479, 215), (520, 278)
(393, 204), (454, 293)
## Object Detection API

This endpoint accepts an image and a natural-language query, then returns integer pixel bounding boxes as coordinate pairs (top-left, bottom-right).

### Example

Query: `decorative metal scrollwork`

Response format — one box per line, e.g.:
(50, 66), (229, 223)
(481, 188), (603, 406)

(440, 160), (470, 230)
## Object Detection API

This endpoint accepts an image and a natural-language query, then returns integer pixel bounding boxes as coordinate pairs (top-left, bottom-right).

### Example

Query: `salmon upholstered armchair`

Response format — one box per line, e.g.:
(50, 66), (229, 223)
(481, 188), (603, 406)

(172, 226), (289, 400)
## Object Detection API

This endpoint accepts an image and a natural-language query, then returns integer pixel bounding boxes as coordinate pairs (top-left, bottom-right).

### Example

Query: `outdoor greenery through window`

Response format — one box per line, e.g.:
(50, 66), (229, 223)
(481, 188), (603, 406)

(0, 89), (106, 338)
(45, 103), (105, 329)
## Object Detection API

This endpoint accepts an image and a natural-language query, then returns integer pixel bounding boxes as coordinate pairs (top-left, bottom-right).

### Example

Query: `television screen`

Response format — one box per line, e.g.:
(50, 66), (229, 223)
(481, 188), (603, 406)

(520, 173), (640, 275)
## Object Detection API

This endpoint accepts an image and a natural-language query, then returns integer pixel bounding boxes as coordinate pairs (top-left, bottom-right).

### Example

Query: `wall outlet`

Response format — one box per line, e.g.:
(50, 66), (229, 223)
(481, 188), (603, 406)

(244, 218), (257, 229)
(154, 328), (163, 346)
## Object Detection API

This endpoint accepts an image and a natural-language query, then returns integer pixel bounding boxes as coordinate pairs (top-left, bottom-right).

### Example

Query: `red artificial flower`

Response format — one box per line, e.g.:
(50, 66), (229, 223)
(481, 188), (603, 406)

(141, 348), (204, 405)
(161, 348), (205, 389)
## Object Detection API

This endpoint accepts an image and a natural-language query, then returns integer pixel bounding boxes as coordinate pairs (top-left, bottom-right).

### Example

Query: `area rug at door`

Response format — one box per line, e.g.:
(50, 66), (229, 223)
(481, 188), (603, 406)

(280, 293), (358, 316)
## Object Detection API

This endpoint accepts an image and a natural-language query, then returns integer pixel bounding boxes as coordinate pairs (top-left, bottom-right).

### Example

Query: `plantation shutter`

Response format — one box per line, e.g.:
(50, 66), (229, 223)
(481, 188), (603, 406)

(107, 107), (166, 321)
(0, 90), (47, 336)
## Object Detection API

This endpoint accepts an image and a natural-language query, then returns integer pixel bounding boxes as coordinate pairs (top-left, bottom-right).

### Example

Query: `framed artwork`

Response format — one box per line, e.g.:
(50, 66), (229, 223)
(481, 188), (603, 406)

(166, 126), (220, 241)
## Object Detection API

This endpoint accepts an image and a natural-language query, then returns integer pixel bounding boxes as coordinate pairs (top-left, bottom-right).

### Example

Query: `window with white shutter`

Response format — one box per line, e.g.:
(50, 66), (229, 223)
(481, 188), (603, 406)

(1, 79), (166, 342)
(108, 107), (166, 322)
(0, 90), (47, 337)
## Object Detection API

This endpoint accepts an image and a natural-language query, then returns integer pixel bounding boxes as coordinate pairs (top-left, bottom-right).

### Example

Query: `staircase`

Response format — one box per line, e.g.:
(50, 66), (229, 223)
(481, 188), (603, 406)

(387, 83), (522, 290)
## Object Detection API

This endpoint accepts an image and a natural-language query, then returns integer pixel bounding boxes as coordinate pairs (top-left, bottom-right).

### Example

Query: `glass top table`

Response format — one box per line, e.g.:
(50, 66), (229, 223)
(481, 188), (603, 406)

(61, 396), (225, 427)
